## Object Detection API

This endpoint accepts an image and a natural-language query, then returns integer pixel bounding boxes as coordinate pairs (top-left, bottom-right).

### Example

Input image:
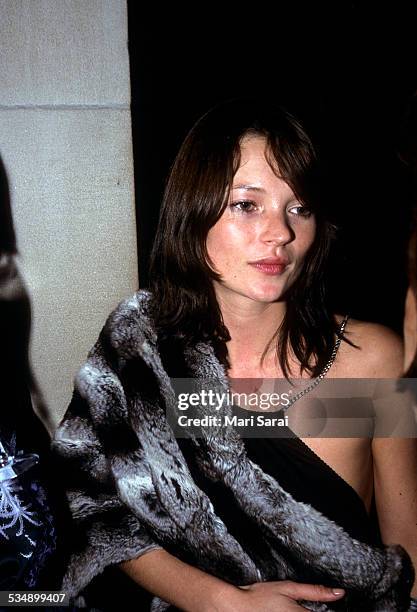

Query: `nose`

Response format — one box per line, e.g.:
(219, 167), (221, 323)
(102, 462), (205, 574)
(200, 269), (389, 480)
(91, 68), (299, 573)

(259, 211), (294, 246)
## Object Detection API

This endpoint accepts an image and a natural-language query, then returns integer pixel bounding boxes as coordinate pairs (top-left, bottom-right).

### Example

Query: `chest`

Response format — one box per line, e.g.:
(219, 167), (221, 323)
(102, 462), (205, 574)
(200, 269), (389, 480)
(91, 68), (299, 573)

(286, 394), (375, 508)
(296, 435), (374, 508)
(286, 389), (375, 508)
(227, 345), (378, 503)
(229, 373), (376, 508)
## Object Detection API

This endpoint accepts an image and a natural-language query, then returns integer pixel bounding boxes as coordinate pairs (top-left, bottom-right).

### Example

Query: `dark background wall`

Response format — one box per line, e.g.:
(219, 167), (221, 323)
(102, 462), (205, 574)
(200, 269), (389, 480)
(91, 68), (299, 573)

(127, 2), (417, 333)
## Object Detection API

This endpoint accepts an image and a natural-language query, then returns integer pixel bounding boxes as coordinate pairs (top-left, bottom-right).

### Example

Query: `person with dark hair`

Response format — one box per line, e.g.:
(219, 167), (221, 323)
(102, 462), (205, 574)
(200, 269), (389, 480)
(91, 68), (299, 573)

(404, 213), (417, 378)
(398, 95), (417, 611)
(54, 99), (417, 611)
(0, 155), (63, 591)
(400, 93), (417, 379)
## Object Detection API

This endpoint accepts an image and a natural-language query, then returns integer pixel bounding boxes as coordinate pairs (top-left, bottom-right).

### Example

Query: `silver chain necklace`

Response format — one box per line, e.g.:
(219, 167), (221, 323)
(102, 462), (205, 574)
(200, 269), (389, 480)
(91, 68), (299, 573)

(284, 315), (349, 410)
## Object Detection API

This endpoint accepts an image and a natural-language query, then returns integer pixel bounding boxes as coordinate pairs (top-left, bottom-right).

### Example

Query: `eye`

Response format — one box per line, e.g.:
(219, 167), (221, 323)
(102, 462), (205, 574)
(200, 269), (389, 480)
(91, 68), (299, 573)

(287, 203), (312, 218)
(230, 200), (258, 213)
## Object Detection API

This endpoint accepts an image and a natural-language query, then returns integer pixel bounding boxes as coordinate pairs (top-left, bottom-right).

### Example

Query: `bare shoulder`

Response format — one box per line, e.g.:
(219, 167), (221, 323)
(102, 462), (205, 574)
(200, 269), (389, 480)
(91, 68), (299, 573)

(333, 316), (404, 377)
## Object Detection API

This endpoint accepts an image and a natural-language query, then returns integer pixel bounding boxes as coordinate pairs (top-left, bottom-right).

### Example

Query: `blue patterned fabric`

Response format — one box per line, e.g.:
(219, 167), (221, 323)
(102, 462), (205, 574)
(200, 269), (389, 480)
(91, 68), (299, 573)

(0, 442), (56, 590)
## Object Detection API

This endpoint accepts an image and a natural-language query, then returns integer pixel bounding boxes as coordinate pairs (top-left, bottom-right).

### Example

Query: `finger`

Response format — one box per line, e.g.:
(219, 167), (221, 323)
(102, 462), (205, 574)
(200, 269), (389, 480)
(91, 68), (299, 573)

(276, 581), (345, 601)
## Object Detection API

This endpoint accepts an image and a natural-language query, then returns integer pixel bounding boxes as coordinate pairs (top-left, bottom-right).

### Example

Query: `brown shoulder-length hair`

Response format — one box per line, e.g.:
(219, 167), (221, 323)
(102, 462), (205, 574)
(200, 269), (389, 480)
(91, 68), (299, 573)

(149, 97), (341, 378)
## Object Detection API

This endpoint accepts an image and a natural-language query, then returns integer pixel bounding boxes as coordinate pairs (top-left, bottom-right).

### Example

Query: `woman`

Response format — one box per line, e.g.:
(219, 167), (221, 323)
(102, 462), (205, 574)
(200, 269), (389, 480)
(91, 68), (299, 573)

(53, 99), (417, 611)
(402, 213), (417, 612)
(400, 92), (417, 380)
(0, 154), (64, 591)
(404, 219), (417, 377)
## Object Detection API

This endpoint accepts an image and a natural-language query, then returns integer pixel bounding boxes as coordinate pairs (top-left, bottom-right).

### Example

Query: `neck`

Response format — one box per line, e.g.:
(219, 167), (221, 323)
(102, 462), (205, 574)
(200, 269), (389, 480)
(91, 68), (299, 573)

(216, 293), (286, 375)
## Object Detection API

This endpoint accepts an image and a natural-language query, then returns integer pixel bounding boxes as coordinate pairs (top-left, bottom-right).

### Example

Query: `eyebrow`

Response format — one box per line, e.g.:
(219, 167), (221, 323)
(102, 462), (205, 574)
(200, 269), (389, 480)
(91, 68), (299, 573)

(231, 184), (266, 192)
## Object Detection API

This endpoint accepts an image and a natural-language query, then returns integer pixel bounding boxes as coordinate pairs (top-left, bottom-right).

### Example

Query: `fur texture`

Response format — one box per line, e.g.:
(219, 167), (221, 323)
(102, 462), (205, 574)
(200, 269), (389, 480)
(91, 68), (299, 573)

(52, 291), (414, 611)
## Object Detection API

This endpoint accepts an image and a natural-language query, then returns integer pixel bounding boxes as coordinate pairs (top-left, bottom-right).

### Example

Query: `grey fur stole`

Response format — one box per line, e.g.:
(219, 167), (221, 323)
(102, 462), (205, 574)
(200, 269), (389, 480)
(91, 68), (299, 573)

(52, 291), (414, 611)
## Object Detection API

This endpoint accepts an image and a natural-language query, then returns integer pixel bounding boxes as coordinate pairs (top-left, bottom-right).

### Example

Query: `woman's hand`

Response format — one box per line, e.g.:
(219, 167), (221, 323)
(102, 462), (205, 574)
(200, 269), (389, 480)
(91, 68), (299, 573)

(121, 548), (345, 612)
(210, 580), (345, 612)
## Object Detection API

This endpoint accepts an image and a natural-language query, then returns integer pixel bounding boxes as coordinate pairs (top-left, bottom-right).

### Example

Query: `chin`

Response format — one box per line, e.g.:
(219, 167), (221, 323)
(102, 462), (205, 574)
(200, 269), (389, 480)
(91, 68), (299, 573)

(215, 281), (286, 305)
(248, 286), (286, 303)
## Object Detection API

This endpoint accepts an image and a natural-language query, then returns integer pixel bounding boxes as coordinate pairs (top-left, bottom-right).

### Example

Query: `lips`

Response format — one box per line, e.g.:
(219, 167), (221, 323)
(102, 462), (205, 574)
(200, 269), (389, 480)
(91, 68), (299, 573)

(248, 256), (289, 276)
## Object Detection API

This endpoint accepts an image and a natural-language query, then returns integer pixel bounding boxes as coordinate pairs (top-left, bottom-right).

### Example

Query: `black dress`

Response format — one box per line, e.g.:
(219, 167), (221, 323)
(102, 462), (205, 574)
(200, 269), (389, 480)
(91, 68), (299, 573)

(177, 402), (380, 577)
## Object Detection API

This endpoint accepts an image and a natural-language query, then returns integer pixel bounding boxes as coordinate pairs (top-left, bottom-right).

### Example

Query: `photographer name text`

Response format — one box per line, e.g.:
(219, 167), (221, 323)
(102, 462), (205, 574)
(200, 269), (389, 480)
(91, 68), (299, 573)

(177, 414), (289, 427)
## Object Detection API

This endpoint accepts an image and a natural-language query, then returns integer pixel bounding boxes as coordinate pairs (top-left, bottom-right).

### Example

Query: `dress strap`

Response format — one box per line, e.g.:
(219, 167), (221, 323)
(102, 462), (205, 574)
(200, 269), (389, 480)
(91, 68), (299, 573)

(337, 314), (349, 338)
(285, 314), (349, 409)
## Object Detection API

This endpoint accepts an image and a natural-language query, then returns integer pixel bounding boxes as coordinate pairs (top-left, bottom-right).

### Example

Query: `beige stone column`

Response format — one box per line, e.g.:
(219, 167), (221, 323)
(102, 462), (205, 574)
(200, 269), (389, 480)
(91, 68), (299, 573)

(0, 0), (137, 424)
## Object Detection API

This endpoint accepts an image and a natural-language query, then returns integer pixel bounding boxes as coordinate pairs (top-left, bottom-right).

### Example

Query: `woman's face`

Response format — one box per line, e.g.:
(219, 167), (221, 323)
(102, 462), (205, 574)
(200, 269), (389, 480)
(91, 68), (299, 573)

(404, 285), (417, 372)
(206, 135), (317, 307)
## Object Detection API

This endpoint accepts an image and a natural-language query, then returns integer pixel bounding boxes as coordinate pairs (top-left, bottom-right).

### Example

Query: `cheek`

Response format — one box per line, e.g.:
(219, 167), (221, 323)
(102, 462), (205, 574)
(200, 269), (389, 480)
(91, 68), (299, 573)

(404, 286), (417, 371)
(206, 225), (230, 274)
(404, 286), (417, 331)
(207, 222), (252, 264)
(404, 287), (417, 338)
(294, 220), (317, 257)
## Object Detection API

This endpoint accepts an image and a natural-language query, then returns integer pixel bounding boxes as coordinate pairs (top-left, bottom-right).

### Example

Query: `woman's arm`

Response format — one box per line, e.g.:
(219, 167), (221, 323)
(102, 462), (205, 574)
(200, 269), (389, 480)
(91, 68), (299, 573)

(340, 321), (417, 596)
(360, 323), (417, 594)
(373, 436), (417, 596)
(120, 548), (345, 612)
